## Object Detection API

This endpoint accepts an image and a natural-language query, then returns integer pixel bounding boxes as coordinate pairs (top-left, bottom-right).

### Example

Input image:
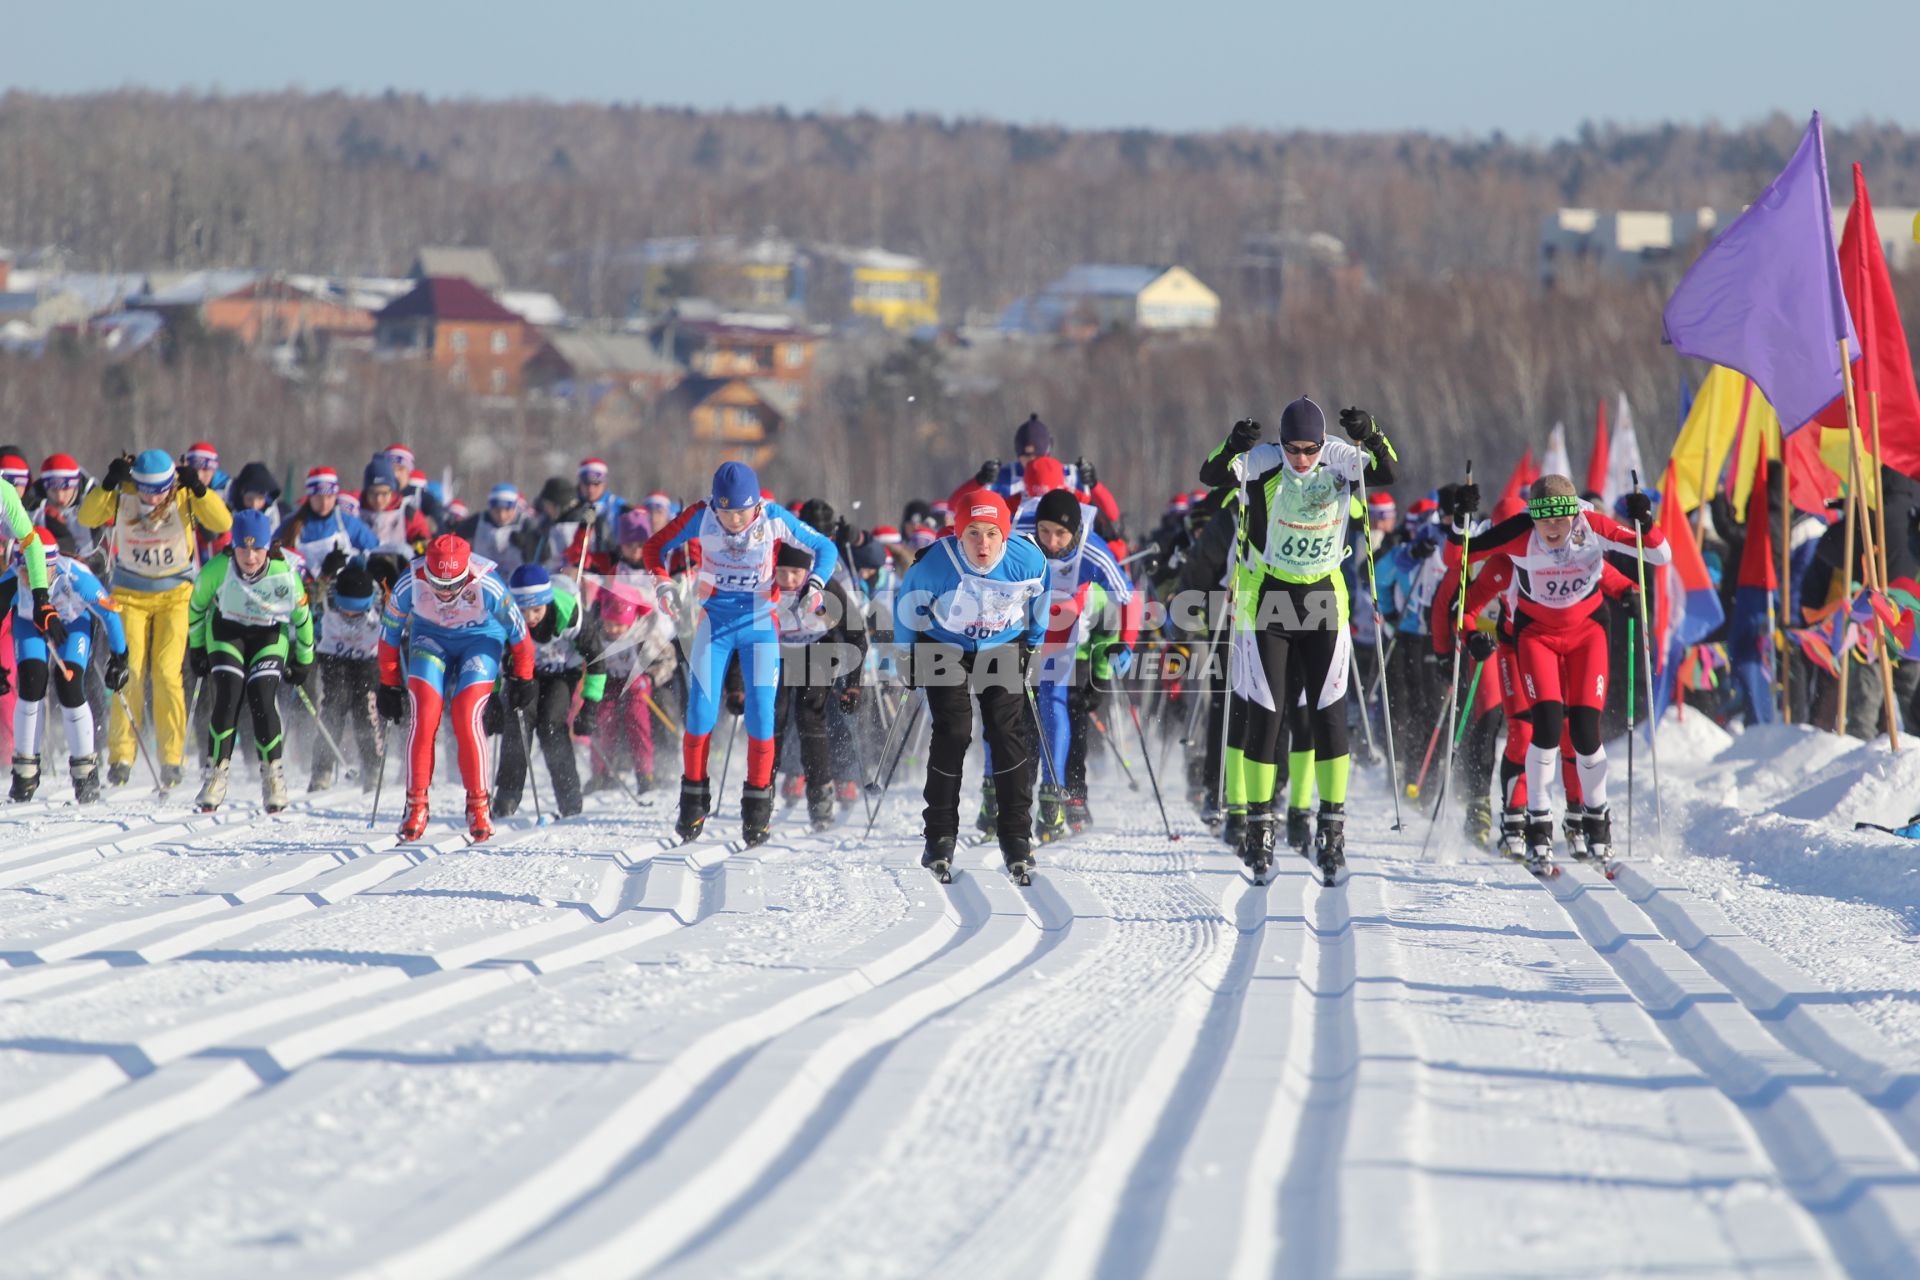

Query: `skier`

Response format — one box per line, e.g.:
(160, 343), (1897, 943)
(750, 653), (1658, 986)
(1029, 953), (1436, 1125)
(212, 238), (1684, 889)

(547, 458), (629, 574)
(894, 489), (1050, 881)
(642, 461), (839, 844)
(275, 467), (381, 576)
(308, 562), (385, 793)
(375, 533), (535, 842)
(357, 457), (433, 576)
(769, 539), (868, 830)
(1452, 474), (1662, 871)
(187, 507), (316, 813)
(1, 528), (128, 802)
(450, 484), (542, 583)
(582, 587), (678, 796)
(495, 563), (602, 818)
(79, 447), (233, 788)
(1196, 400), (1397, 883)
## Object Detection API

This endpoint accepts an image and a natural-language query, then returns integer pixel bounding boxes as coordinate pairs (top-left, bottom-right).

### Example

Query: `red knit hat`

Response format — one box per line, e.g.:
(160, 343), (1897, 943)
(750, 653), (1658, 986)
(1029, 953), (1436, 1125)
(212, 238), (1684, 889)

(959, 491), (1010, 538)
(1023, 456), (1067, 497)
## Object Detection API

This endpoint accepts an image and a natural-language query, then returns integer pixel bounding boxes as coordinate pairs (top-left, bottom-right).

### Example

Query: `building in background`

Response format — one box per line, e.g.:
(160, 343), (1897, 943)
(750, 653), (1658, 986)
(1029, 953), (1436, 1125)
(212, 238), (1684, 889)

(999, 264), (1220, 337)
(375, 276), (541, 397)
(636, 234), (940, 332)
(1541, 205), (1920, 290)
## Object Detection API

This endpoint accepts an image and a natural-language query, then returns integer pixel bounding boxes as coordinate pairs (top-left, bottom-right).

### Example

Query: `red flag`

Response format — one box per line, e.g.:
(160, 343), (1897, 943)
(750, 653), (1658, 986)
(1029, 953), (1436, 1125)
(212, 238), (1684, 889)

(1585, 398), (1610, 496)
(1736, 448), (1776, 591)
(1492, 448), (1537, 521)
(1811, 164), (1920, 479)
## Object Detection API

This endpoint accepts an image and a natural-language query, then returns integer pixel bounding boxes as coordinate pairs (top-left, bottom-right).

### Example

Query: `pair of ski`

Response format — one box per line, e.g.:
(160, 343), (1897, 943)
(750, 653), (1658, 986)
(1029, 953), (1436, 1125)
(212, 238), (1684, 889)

(1248, 837), (1344, 889)
(929, 831), (1040, 887)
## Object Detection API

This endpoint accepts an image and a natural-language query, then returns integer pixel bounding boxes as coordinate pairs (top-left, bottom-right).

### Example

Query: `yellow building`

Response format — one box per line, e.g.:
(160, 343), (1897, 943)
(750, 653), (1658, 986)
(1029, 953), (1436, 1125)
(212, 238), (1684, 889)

(846, 256), (941, 332)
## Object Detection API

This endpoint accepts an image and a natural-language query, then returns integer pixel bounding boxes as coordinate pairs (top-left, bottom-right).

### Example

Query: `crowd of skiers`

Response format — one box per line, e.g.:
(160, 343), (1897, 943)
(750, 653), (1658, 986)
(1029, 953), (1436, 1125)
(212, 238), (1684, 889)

(0, 400), (1674, 881)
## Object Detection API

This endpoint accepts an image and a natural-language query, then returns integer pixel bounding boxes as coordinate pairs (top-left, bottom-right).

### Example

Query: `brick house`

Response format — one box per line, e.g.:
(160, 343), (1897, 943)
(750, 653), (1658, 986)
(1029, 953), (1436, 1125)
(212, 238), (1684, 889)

(656, 375), (785, 466)
(375, 276), (538, 396)
(203, 277), (376, 349)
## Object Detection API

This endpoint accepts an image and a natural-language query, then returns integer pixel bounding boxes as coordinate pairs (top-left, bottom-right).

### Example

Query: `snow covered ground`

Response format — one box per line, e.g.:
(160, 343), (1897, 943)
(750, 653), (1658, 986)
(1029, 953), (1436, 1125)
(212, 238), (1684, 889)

(2, 719), (1919, 1278)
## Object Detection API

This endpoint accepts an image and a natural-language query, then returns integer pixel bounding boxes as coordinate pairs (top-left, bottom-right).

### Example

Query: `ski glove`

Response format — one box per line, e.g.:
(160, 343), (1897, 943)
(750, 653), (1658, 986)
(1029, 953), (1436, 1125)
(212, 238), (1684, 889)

(653, 580), (680, 618)
(1449, 483), (1481, 519)
(1077, 457), (1099, 490)
(508, 674), (537, 710)
(103, 652), (130, 693)
(102, 454), (135, 492)
(975, 459), (1001, 487)
(724, 686), (745, 716)
(572, 704), (596, 737)
(1464, 631), (1497, 662)
(286, 658), (310, 688)
(376, 683), (407, 723)
(1338, 407), (1374, 440)
(189, 647), (212, 679)
(1227, 418), (1261, 455)
(837, 681), (862, 714)
(0, 664), (11, 696)
(175, 463), (207, 498)
(1623, 492), (1655, 532)
(321, 547), (349, 579)
(30, 590), (66, 649)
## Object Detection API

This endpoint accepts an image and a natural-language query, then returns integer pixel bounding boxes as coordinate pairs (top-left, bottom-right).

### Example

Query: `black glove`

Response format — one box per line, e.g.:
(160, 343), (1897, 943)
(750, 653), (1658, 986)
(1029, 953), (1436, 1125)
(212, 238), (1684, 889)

(1077, 456), (1099, 490)
(286, 657), (310, 688)
(482, 695), (503, 736)
(321, 547), (348, 578)
(508, 674), (537, 710)
(572, 704), (596, 737)
(838, 682), (863, 715)
(1339, 407), (1374, 440)
(1615, 586), (1642, 618)
(103, 454), (134, 491)
(1408, 538), (1435, 562)
(189, 646), (212, 678)
(1449, 484), (1481, 519)
(724, 686), (746, 716)
(175, 462), (207, 498)
(0, 663), (11, 696)
(1019, 641), (1040, 684)
(975, 459), (1000, 487)
(105, 651), (129, 692)
(1464, 631), (1497, 662)
(377, 682), (406, 723)
(30, 590), (66, 649)
(1623, 491), (1654, 532)
(1227, 418), (1261, 454)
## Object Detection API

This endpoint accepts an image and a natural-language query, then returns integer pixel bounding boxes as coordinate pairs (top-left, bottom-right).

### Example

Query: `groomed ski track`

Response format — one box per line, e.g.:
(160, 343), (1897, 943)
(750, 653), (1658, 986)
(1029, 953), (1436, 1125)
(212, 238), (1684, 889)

(2, 768), (1919, 1278)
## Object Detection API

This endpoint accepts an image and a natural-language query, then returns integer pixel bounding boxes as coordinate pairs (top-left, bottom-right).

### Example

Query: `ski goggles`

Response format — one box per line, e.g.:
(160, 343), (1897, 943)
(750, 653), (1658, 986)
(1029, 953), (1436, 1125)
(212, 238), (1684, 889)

(135, 476), (176, 496)
(1527, 494), (1581, 519)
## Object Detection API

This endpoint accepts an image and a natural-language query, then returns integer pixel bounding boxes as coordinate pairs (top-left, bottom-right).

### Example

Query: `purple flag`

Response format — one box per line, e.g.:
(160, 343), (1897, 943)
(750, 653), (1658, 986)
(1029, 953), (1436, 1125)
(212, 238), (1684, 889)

(1662, 112), (1857, 434)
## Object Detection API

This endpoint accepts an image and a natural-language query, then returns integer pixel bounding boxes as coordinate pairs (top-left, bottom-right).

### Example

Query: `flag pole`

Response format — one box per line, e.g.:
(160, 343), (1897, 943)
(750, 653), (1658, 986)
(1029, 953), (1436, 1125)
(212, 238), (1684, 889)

(1696, 399), (1712, 542)
(1778, 437), (1793, 724)
(1839, 336), (1902, 750)
(1872, 389), (1891, 591)
(1838, 382), (1859, 734)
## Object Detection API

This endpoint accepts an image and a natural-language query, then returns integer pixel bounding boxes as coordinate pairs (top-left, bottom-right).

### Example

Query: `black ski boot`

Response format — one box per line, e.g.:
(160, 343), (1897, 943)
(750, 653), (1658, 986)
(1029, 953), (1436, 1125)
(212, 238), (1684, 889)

(1497, 808), (1527, 860)
(1523, 809), (1558, 877)
(1564, 806), (1592, 859)
(1285, 806), (1313, 856)
(70, 755), (102, 805)
(10, 754), (39, 802)
(922, 834), (957, 883)
(806, 783), (836, 832)
(742, 785), (775, 847)
(675, 777), (712, 843)
(1036, 784), (1069, 843)
(1465, 795), (1494, 847)
(1315, 802), (1347, 886)
(1066, 792), (1091, 834)
(1583, 805), (1616, 875)
(975, 778), (998, 834)
(493, 789), (522, 820)
(1001, 834), (1035, 885)
(107, 761), (132, 788)
(1221, 808), (1247, 851)
(1199, 792), (1224, 833)
(1244, 809), (1278, 882)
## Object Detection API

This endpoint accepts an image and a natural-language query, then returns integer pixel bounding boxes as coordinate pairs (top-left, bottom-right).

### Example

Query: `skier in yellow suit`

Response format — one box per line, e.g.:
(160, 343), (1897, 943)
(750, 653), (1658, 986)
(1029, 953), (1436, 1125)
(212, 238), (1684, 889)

(79, 448), (233, 787)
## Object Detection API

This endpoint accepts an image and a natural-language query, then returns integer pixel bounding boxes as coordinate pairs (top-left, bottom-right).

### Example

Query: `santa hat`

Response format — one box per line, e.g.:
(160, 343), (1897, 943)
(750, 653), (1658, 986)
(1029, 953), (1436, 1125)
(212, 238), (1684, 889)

(306, 466), (341, 494)
(383, 443), (415, 472)
(1367, 492), (1397, 514)
(872, 525), (902, 545)
(0, 455), (29, 485)
(578, 457), (610, 481)
(39, 454), (80, 484)
(1023, 456), (1067, 497)
(183, 442), (219, 468)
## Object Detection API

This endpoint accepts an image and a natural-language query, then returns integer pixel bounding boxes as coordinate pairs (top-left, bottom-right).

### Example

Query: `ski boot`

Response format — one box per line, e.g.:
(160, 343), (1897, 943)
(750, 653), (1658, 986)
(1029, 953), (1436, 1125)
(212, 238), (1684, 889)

(1036, 784), (1069, 843)
(70, 755), (102, 805)
(1465, 795), (1494, 848)
(837, 779), (859, 807)
(262, 758), (289, 814)
(493, 789), (521, 819)
(635, 772), (656, 795)
(309, 757), (337, 793)
(1285, 807), (1314, 856)
(806, 783), (836, 832)
(197, 759), (231, 813)
(675, 777), (712, 842)
(467, 792), (494, 843)
(1199, 792), (1224, 834)
(1564, 807), (1591, 860)
(1066, 793), (1092, 834)
(1522, 810), (1557, 877)
(160, 763), (183, 791)
(398, 791), (431, 841)
(556, 787), (584, 819)
(1497, 808), (1528, 860)
(1244, 808), (1278, 883)
(781, 774), (806, 806)
(1001, 833), (1035, 886)
(1314, 802), (1347, 886)
(922, 834), (957, 883)
(10, 754), (40, 802)
(742, 784), (775, 847)
(1582, 805), (1616, 876)
(975, 778), (998, 834)
(107, 761), (132, 788)
(1221, 807), (1247, 852)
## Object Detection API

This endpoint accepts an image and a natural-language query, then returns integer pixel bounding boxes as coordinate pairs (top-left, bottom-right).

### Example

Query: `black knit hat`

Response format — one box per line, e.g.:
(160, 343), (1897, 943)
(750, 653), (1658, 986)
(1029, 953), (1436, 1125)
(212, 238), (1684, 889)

(1035, 488), (1082, 536)
(775, 541), (815, 570)
(1279, 397), (1326, 446)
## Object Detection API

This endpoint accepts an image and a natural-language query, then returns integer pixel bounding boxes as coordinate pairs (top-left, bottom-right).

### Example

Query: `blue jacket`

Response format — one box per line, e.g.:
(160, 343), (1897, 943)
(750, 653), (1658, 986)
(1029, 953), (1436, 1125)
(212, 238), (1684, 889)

(6, 555), (128, 655)
(895, 533), (1050, 651)
(281, 505), (381, 567)
(647, 501), (840, 626)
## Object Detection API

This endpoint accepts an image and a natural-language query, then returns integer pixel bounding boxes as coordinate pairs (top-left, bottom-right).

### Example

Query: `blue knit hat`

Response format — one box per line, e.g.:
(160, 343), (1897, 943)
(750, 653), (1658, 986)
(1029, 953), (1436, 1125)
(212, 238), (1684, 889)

(710, 461), (761, 512)
(1278, 397), (1326, 446)
(131, 448), (175, 490)
(231, 507), (274, 550)
(509, 562), (554, 608)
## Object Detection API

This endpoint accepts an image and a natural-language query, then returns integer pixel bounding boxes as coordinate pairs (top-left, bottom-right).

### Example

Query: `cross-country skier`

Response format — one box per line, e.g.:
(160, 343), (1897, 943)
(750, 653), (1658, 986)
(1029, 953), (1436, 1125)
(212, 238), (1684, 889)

(495, 563), (603, 818)
(769, 539), (868, 830)
(187, 507), (316, 813)
(894, 489), (1050, 881)
(642, 461), (839, 845)
(276, 467), (380, 577)
(1, 528), (127, 802)
(307, 562), (385, 792)
(376, 533), (535, 842)
(1451, 474), (1662, 871)
(582, 587), (678, 796)
(1197, 400), (1396, 882)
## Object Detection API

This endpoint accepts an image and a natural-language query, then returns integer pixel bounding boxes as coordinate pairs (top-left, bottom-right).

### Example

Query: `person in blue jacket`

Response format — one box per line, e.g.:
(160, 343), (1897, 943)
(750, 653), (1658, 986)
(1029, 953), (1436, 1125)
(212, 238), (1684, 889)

(643, 460), (839, 846)
(894, 489), (1050, 876)
(2, 526), (130, 803)
(275, 466), (381, 580)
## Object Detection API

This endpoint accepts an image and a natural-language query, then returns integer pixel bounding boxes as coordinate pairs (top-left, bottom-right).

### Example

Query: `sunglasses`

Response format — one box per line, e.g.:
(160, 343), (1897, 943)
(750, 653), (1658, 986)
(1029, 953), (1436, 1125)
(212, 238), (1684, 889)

(1282, 442), (1323, 457)
(46, 479), (79, 491)
(136, 480), (175, 496)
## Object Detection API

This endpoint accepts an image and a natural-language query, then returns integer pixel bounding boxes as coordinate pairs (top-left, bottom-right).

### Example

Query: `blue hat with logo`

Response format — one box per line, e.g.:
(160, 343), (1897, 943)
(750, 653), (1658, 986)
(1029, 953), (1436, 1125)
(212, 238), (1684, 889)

(710, 461), (761, 512)
(509, 562), (554, 608)
(231, 507), (274, 550)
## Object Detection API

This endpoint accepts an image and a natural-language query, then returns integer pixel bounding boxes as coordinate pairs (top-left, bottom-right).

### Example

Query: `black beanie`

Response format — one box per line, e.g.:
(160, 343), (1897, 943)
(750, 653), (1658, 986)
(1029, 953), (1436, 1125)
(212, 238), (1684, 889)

(1015, 412), (1052, 457)
(335, 564), (375, 600)
(775, 541), (815, 570)
(1035, 488), (1083, 537)
(1279, 397), (1326, 446)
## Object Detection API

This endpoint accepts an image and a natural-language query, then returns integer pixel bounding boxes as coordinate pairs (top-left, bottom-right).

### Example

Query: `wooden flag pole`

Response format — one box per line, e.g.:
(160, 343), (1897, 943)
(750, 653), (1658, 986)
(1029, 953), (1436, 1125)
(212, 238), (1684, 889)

(1839, 337), (1902, 750)
(1838, 392), (1859, 733)
(1779, 436), (1793, 724)
(1872, 389), (1891, 591)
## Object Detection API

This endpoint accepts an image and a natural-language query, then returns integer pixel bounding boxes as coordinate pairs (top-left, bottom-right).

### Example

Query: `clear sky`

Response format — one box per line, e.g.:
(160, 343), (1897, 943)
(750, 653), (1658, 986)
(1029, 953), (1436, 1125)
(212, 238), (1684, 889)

(5, 0), (1916, 141)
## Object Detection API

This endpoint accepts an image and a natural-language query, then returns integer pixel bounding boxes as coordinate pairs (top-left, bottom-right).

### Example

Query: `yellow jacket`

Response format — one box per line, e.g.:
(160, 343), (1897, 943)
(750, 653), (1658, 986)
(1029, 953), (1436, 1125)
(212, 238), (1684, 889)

(80, 479), (232, 593)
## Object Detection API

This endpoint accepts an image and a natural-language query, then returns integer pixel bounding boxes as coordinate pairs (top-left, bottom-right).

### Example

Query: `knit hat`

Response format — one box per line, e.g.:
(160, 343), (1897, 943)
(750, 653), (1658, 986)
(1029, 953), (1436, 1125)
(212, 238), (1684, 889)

(508, 563), (555, 608)
(183, 442), (219, 468)
(850, 535), (887, 573)
(1034, 488), (1083, 538)
(488, 482), (520, 507)
(39, 454), (79, 485)
(362, 457), (398, 495)
(618, 507), (651, 545)
(599, 591), (641, 627)
(1014, 412), (1052, 457)
(959, 490), (1011, 538)
(306, 466), (340, 495)
(710, 461), (761, 511)
(537, 476), (574, 511)
(132, 449), (176, 489)
(1279, 397), (1326, 446)
(0, 456), (28, 486)
(578, 457), (610, 481)
(230, 507), (274, 550)
(1023, 456), (1067, 497)
(384, 443), (414, 473)
(332, 564), (376, 612)
(775, 541), (814, 570)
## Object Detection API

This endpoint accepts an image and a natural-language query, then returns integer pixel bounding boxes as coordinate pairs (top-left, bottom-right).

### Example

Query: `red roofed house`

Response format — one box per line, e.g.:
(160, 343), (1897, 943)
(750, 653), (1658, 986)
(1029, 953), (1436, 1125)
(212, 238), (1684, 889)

(375, 276), (540, 396)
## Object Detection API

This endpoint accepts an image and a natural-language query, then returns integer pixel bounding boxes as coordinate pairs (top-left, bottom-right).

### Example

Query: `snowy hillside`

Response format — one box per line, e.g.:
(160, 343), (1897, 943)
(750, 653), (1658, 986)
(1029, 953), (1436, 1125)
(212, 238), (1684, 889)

(2, 721), (1919, 1278)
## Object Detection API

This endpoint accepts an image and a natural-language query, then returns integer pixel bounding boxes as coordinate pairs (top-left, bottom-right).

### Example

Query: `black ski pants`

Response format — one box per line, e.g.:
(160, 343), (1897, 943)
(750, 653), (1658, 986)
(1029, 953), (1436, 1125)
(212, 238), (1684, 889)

(495, 669), (584, 816)
(919, 644), (1035, 845)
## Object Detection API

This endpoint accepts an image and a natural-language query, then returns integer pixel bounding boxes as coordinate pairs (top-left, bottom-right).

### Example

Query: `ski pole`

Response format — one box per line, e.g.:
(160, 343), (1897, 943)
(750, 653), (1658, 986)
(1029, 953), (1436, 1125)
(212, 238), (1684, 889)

(1409, 681), (1455, 798)
(643, 690), (683, 737)
(1627, 616), (1637, 864)
(114, 689), (166, 792)
(1357, 468), (1406, 830)
(1348, 648), (1378, 762)
(367, 707), (392, 829)
(507, 697), (550, 827)
(713, 710), (741, 800)
(1125, 685), (1179, 841)
(846, 683), (879, 830)
(864, 689), (926, 838)
(1451, 659), (1484, 749)
(1090, 706), (1140, 791)
(1628, 469), (1666, 843)
(1426, 461), (1473, 847)
(294, 686), (355, 781)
